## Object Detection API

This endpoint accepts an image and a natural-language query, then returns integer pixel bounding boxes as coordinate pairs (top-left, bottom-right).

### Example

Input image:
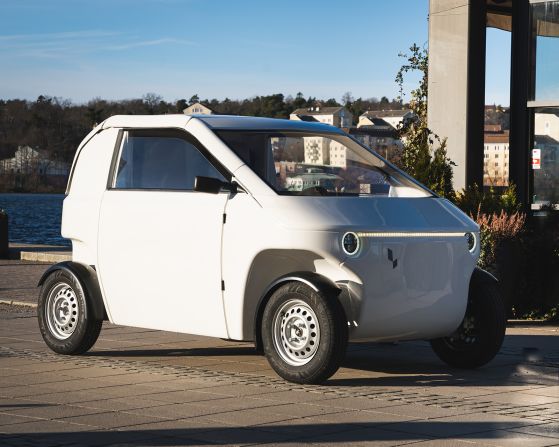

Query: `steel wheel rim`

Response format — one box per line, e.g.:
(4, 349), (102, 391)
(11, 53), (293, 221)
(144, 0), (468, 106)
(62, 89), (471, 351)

(46, 282), (79, 340)
(272, 299), (320, 366)
(444, 302), (480, 351)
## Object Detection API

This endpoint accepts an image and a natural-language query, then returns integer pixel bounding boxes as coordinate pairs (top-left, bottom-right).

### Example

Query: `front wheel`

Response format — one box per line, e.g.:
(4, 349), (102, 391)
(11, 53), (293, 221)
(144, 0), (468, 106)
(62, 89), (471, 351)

(38, 269), (102, 355)
(430, 276), (505, 369)
(261, 282), (348, 384)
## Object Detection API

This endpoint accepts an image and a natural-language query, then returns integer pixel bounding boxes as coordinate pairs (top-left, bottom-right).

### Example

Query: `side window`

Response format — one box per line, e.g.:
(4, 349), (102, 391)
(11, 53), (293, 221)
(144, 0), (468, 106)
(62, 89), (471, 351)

(113, 132), (226, 190)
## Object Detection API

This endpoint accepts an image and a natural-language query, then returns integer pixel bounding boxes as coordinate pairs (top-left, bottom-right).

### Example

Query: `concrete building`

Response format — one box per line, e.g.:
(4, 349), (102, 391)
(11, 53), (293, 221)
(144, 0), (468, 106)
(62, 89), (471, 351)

(183, 102), (214, 115)
(303, 136), (330, 165)
(347, 126), (403, 163)
(484, 126), (510, 187)
(290, 107), (353, 128)
(428, 0), (559, 212)
(358, 110), (414, 130)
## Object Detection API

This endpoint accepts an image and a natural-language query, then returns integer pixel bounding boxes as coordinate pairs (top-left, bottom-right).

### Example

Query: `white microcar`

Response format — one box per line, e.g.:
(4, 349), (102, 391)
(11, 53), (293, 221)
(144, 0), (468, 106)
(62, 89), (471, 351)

(38, 114), (506, 384)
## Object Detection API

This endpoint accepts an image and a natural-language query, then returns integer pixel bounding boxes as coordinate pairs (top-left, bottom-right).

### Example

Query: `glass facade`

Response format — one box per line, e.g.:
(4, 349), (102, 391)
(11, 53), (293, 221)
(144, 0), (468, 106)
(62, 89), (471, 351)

(532, 108), (559, 205)
(530, 1), (559, 209)
(533, 2), (559, 101)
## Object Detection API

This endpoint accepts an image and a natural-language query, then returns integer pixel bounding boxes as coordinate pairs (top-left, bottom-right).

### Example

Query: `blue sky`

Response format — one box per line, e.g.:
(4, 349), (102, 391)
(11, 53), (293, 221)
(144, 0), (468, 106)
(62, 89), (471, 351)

(1, 0), (510, 105)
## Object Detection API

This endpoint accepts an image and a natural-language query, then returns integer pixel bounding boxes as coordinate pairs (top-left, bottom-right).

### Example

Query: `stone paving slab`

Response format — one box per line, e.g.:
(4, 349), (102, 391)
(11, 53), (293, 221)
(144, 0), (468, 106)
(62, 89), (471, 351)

(0, 260), (48, 307)
(7, 243), (71, 263)
(0, 308), (558, 446)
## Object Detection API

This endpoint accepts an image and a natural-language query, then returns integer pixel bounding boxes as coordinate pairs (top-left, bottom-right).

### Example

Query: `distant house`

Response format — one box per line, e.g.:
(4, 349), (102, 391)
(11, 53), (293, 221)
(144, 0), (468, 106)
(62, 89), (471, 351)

(484, 125), (509, 187)
(358, 109), (414, 130)
(183, 102), (214, 115)
(290, 106), (353, 128)
(0, 146), (69, 177)
(347, 126), (403, 162)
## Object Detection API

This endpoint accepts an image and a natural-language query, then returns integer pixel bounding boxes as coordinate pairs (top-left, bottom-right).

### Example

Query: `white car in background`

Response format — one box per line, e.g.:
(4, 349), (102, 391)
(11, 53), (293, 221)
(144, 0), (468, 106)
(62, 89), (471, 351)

(37, 115), (505, 384)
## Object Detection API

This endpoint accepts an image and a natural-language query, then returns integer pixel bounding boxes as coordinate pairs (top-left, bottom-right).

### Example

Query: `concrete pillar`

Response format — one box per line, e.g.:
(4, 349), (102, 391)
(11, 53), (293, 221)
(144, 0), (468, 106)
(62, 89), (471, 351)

(428, 0), (486, 191)
(509, 0), (531, 210)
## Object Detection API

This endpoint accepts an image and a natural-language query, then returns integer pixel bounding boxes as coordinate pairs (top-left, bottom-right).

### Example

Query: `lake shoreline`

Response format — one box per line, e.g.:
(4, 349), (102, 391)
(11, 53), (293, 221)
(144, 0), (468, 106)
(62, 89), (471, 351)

(0, 193), (70, 247)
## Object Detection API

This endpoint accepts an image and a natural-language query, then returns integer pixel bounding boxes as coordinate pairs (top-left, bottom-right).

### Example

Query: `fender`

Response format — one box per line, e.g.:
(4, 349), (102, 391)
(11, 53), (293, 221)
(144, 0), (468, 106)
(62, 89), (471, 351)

(38, 261), (106, 321)
(253, 271), (342, 352)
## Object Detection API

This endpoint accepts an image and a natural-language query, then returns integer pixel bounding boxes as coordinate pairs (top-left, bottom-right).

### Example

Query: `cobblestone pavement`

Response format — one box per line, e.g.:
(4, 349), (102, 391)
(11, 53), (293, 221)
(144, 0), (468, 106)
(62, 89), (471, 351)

(0, 306), (558, 447)
(0, 260), (49, 305)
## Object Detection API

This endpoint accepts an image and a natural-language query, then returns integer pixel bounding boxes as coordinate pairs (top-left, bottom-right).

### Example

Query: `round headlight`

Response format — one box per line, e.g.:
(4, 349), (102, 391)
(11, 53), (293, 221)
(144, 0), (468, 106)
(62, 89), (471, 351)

(465, 232), (476, 252)
(342, 232), (360, 256)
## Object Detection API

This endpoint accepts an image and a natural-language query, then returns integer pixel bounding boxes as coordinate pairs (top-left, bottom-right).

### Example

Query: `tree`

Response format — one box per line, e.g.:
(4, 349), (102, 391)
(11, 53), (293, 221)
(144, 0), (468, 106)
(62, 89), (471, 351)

(189, 94), (200, 105)
(395, 44), (455, 199)
(323, 98), (340, 107)
(293, 92), (306, 109)
(341, 92), (354, 107)
(175, 99), (188, 113)
(142, 93), (163, 114)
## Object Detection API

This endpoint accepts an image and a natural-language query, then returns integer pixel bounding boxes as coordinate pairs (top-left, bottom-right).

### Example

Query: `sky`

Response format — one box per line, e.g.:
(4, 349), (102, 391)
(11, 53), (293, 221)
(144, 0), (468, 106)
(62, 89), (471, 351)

(0, 0), (510, 105)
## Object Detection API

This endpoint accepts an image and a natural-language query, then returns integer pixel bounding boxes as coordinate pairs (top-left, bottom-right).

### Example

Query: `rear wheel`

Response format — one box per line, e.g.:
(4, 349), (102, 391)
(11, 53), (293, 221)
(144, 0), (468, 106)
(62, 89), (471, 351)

(38, 269), (102, 355)
(431, 277), (505, 369)
(261, 282), (347, 384)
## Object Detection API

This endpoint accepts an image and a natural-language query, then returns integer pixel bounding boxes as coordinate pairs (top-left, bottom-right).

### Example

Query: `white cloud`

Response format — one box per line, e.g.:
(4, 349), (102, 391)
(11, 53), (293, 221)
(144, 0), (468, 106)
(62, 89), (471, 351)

(105, 38), (196, 51)
(0, 30), (196, 59)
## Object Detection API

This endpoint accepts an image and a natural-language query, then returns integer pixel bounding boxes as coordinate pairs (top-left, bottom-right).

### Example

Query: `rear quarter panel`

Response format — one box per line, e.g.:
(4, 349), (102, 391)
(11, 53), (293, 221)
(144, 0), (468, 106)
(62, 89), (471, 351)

(62, 128), (119, 266)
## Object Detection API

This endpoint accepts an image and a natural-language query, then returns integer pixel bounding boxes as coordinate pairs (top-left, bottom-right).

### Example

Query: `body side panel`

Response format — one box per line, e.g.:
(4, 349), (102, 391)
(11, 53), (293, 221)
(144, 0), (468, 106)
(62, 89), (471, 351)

(223, 193), (477, 342)
(97, 190), (229, 337)
(62, 128), (119, 267)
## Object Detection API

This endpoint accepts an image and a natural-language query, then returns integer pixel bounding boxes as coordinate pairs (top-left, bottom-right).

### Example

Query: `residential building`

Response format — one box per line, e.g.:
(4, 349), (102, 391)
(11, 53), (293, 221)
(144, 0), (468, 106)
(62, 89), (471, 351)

(0, 146), (69, 177)
(183, 102), (214, 115)
(358, 110), (414, 130)
(483, 126), (510, 187)
(347, 125), (403, 163)
(290, 107), (353, 128)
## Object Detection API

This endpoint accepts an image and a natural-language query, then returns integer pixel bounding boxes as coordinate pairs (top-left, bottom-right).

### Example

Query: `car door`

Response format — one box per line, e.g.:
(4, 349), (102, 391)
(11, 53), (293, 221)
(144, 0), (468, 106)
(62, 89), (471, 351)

(97, 129), (230, 337)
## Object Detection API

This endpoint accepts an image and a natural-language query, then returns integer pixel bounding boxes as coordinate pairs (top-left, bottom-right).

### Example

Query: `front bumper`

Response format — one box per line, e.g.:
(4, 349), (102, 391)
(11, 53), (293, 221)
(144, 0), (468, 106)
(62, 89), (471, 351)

(339, 234), (477, 342)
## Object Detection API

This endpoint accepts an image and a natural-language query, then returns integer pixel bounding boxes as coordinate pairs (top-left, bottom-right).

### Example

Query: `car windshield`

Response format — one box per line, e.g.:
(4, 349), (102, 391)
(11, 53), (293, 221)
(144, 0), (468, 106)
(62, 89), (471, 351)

(217, 131), (432, 197)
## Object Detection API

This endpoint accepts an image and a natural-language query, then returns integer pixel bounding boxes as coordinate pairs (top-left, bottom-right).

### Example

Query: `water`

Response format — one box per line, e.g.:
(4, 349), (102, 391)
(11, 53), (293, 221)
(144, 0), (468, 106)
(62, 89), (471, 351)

(0, 194), (70, 246)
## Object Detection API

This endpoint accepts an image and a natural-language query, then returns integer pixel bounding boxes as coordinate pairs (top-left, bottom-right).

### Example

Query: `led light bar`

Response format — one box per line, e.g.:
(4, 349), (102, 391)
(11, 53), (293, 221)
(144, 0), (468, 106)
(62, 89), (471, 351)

(356, 232), (468, 238)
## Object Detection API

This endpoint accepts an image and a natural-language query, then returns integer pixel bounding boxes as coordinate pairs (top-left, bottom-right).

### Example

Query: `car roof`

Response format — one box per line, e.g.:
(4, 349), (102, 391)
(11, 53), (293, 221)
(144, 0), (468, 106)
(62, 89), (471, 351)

(100, 114), (344, 134)
(102, 114), (191, 129)
(196, 115), (345, 134)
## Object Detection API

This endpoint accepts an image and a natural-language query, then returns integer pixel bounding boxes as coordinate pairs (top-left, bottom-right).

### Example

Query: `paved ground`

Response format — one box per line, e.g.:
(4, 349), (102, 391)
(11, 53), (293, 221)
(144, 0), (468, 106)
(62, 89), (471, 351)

(1, 260), (558, 446)
(0, 259), (48, 304)
(0, 304), (558, 447)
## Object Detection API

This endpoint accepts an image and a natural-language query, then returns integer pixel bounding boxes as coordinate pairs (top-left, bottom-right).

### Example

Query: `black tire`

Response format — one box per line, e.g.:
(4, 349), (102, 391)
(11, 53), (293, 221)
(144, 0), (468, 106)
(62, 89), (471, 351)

(430, 275), (505, 369)
(38, 269), (102, 355)
(261, 282), (348, 384)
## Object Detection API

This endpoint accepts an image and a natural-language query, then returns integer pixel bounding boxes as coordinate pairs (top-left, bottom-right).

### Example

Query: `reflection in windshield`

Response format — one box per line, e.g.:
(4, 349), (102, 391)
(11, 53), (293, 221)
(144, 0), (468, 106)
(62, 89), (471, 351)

(218, 131), (430, 197)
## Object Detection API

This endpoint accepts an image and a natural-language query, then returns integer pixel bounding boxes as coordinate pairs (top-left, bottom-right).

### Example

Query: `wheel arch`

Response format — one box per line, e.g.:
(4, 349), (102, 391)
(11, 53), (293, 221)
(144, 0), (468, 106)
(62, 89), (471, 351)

(253, 271), (343, 353)
(38, 261), (106, 321)
(470, 266), (499, 288)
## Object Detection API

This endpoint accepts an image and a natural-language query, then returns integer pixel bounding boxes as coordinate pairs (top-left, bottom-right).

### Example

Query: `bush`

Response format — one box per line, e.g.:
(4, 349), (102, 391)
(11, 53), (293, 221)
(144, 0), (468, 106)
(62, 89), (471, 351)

(455, 184), (521, 216)
(474, 210), (526, 273)
(454, 184), (558, 320)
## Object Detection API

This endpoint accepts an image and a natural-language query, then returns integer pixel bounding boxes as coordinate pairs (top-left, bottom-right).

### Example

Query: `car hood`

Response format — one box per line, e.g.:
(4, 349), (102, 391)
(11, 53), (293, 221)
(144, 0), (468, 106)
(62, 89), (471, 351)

(257, 196), (478, 233)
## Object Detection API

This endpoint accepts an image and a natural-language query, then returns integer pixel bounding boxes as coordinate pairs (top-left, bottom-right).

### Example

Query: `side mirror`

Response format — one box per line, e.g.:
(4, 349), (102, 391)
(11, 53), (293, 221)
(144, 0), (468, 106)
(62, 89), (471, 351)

(194, 176), (238, 194)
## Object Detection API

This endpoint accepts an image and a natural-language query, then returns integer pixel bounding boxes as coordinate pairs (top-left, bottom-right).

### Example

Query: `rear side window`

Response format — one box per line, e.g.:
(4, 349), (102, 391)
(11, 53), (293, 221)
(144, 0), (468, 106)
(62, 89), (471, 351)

(113, 133), (225, 190)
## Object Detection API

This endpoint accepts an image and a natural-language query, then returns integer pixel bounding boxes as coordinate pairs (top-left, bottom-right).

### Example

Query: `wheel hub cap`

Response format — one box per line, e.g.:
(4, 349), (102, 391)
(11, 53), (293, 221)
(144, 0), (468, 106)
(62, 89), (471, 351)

(273, 299), (320, 366)
(46, 283), (79, 340)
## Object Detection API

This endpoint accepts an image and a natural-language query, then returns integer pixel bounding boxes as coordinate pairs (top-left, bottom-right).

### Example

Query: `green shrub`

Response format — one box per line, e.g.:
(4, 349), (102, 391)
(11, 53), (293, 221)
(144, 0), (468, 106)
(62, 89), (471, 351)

(454, 184), (558, 320)
(455, 183), (521, 216)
